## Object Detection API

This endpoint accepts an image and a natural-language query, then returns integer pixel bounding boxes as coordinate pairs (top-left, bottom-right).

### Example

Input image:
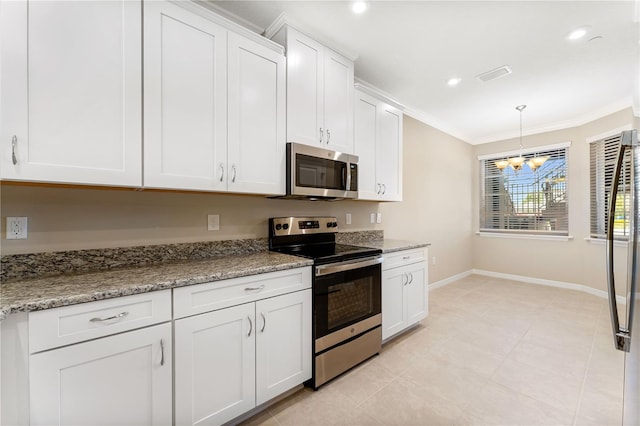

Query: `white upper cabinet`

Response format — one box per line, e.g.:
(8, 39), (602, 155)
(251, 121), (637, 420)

(0, 0), (142, 186)
(144, 1), (286, 195)
(354, 88), (403, 201)
(143, 1), (227, 192)
(272, 26), (354, 154)
(227, 32), (286, 195)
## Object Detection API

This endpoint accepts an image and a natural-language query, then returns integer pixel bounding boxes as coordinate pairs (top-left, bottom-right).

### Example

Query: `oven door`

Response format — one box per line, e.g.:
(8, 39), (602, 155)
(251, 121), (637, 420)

(314, 256), (382, 348)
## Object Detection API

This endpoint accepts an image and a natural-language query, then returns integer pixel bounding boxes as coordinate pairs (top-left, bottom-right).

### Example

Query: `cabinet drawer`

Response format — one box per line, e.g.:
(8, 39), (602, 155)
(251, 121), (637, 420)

(29, 290), (171, 353)
(173, 267), (312, 319)
(382, 248), (426, 270)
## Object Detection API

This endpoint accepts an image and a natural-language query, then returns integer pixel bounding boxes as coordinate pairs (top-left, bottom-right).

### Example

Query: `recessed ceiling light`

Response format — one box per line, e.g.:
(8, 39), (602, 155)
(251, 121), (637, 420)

(352, 1), (368, 14)
(447, 77), (462, 87)
(567, 26), (591, 41)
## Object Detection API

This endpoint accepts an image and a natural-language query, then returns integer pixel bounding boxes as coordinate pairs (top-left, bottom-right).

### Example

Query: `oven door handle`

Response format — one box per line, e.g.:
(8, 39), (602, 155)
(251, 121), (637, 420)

(315, 256), (382, 276)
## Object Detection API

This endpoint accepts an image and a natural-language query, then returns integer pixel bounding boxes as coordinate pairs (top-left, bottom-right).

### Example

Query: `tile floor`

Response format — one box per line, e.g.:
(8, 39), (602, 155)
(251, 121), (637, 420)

(241, 274), (625, 425)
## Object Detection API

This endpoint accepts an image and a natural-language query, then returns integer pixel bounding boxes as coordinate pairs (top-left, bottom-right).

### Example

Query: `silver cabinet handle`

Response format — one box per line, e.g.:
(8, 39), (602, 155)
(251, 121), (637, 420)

(90, 311), (129, 323)
(402, 273), (408, 286)
(11, 135), (17, 165)
(402, 256), (411, 260)
(160, 338), (165, 366)
(219, 163), (224, 182)
(260, 312), (266, 333)
(232, 164), (237, 183)
(408, 272), (414, 284)
(377, 183), (381, 194)
(382, 183), (386, 195)
(244, 284), (265, 292)
(326, 129), (331, 144)
(247, 316), (253, 337)
(319, 128), (324, 144)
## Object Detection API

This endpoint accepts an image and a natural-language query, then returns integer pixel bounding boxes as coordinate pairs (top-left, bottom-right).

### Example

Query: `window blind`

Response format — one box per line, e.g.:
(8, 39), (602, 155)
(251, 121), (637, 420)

(479, 145), (569, 236)
(589, 133), (630, 239)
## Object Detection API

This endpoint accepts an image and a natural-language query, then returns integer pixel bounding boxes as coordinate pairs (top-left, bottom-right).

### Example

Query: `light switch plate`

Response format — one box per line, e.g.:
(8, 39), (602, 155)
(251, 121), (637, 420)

(370, 213), (375, 224)
(346, 213), (352, 225)
(376, 213), (382, 224)
(6, 217), (28, 239)
(207, 214), (220, 231)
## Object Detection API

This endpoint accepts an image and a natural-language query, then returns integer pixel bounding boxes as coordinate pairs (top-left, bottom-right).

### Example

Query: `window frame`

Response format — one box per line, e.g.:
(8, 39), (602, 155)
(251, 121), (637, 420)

(478, 141), (571, 237)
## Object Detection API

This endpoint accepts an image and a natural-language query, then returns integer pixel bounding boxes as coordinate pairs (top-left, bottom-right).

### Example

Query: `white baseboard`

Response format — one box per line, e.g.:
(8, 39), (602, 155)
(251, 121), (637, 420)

(429, 270), (473, 290)
(430, 269), (626, 305)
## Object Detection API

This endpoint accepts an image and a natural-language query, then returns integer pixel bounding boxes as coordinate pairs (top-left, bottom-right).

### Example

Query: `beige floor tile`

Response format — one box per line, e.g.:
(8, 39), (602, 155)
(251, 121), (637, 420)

(357, 378), (466, 425)
(575, 388), (623, 426)
(490, 357), (584, 413)
(508, 339), (590, 378)
(326, 357), (397, 406)
(461, 382), (575, 425)
(430, 335), (507, 378)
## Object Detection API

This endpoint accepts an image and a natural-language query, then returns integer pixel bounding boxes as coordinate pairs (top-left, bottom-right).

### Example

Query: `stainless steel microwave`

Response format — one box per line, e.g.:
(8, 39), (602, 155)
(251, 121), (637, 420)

(285, 143), (358, 200)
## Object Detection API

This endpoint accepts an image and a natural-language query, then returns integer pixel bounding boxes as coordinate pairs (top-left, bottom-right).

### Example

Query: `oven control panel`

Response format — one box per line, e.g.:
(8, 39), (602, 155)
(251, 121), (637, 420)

(270, 217), (338, 236)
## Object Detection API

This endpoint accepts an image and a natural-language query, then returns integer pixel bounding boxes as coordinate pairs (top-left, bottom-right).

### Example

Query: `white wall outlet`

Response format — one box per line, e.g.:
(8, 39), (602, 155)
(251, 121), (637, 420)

(376, 213), (382, 223)
(432, 256), (437, 265)
(6, 217), (28, 239)
(207, 214), (220, 231)
(370, 213), (375, 224)
(346, 213), (352, 225)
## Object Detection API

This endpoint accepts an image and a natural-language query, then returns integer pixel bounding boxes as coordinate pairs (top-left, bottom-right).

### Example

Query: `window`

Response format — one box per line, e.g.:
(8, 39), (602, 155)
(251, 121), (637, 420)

(590, 133), (630, 239)
(479, 143), (569, 236)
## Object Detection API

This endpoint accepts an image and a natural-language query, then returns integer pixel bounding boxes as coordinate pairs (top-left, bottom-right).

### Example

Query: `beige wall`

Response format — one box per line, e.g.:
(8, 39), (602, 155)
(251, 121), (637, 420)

(472, 108), (637, 292)
(380, 116), (474, 284)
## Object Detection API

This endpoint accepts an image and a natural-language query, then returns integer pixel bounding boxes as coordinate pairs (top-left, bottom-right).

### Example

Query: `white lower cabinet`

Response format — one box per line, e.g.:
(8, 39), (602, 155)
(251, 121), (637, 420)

(382, 249), (429, 341)
(174, 288), (312, 425)
(29, 323), (172, 426)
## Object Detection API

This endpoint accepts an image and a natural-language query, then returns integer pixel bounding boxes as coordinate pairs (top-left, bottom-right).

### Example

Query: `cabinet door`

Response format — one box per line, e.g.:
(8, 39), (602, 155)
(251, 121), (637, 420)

(285, 28), (324, 147)
(256, 290), (312, 405)
(29, 323), (172, 426)
(381, 267), (408, 340)
(323, 49), (354, 154)
(406, 264), (428, 326)
(0, 0), (142, 186)
(377, 105), (403, 201)
(354, 91), (380, 200)
(174, 303), (255, 426)
(227, 32), (286, 195)
(144, 1), (227, 191)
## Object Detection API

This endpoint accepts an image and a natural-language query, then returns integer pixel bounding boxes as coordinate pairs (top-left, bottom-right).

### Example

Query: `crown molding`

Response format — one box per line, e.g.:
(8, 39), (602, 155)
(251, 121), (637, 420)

(354, 79), (405, 111)
(195, 1), (265, 34)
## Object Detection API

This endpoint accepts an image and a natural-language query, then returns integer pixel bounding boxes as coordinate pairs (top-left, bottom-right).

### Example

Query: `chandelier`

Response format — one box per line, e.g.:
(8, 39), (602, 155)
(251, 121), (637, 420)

(495, 105), (548, 172)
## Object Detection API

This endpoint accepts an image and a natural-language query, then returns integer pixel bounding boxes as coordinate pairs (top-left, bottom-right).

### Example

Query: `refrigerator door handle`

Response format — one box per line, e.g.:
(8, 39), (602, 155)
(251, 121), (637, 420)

(606, 130), (638, 353)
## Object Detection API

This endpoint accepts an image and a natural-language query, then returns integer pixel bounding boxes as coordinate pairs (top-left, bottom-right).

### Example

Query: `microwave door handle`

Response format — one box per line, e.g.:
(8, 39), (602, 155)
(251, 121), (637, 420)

(345, 164), (352, 190)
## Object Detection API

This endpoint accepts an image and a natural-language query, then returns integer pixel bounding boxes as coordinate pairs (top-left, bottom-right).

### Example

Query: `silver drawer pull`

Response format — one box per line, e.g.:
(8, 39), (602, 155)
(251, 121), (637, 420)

(89, 311), (129, 323)
(402, 256), (411, 260)
(244, 285), (265, 292)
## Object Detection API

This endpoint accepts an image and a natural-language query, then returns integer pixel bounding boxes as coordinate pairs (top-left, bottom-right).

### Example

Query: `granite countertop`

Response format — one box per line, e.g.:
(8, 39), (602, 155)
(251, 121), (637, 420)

(0, 251), (312, 321)
(358, 239), (431, 254)
(0, 233), (429, 321)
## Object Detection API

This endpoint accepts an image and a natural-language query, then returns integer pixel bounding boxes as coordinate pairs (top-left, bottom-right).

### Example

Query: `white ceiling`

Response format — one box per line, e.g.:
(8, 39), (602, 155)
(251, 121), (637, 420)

(208, 1), (640, 144)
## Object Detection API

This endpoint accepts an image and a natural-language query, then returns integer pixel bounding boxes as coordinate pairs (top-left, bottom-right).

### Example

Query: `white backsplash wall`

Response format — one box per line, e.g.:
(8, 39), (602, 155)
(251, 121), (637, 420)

(0, 184), (382, 255)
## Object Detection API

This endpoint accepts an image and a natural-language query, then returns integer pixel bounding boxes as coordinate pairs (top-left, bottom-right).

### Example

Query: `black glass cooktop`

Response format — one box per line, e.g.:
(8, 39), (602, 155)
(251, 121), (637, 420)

(273, 243), (381, 265)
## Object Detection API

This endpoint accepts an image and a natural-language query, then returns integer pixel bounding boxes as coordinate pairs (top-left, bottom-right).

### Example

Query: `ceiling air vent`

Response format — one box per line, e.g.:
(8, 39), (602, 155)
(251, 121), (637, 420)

(476, 65), (512, 82)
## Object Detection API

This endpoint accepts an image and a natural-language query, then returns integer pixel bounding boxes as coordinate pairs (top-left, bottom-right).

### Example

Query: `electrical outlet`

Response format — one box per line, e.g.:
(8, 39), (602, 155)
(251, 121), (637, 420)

(376, 213), (382, 224)
(207, 214), (220, 231)
(432, 256), (437, 265)
(6, 217), (28, 239)
(370, 213), (375, 224)
(346, 213), (352, 225)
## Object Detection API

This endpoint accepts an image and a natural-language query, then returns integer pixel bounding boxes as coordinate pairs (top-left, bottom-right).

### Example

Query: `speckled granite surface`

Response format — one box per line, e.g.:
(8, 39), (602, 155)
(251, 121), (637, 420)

(0, 231), (428, 321)
(357, 239), (431, 253)
(0, 238), (268, 281)
(0, 251), (312, 321)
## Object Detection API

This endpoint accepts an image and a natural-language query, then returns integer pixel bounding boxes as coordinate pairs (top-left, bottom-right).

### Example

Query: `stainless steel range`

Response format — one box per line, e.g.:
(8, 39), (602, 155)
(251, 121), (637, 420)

(269, 217), (383, 388)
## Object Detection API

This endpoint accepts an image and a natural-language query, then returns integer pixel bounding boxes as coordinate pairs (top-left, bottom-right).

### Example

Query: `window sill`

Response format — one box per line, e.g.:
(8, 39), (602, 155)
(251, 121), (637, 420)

(476, 232), (573, 241)
(585, 237), (629, 247)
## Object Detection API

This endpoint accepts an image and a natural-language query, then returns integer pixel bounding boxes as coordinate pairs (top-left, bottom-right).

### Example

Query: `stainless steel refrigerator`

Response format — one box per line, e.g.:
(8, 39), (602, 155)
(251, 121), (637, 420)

(606, 129), (639, 425)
